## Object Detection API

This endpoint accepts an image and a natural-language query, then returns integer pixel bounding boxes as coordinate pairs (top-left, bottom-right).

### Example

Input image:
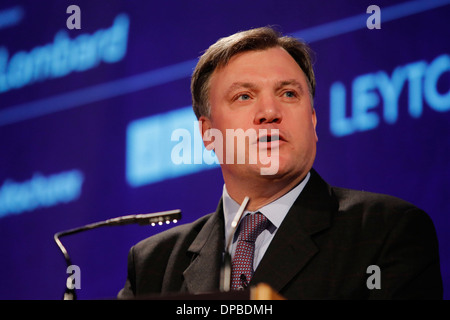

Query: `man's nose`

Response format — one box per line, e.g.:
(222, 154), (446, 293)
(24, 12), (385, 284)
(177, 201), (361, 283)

(254, 96), (282, 125)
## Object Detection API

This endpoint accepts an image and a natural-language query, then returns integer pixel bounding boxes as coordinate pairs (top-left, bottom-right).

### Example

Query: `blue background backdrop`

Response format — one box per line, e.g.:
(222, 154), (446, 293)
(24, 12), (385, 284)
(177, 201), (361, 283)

(0, 0), (448, 299)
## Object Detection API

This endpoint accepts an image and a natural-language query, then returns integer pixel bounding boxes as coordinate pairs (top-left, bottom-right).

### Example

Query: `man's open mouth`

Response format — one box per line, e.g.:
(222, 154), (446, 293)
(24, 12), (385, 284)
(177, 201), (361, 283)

(259, 134), (280, 143)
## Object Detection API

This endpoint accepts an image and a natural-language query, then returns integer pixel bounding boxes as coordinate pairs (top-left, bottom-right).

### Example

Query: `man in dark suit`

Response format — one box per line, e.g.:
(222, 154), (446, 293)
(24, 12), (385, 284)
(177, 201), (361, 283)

(118, 27), (442, 299)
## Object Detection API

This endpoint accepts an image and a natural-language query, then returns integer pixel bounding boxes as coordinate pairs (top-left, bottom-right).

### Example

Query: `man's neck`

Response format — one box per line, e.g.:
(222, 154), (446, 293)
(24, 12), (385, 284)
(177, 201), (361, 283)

(223, 171), (309, 211)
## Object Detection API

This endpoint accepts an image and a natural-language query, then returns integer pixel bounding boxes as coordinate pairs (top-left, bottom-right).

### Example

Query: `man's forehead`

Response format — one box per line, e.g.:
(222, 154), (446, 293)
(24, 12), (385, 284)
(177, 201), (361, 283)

(209, 47), (309, 96)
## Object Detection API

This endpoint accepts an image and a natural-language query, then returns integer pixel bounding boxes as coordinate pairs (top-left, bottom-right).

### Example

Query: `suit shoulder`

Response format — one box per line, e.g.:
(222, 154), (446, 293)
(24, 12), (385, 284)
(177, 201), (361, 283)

(330, 186), (437, 228)
(330, 186), (438, 245)
(331, 186), (421, 214)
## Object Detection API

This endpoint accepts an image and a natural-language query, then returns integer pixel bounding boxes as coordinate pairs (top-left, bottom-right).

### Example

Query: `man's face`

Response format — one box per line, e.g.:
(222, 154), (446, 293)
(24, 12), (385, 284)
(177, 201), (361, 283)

(200, 46), (317, 182)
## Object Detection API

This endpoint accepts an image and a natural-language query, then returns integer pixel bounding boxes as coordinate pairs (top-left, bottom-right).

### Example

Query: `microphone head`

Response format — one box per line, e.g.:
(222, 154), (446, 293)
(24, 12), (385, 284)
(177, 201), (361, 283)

(220, 196), (250, 292)
(136, 209), (182, 226)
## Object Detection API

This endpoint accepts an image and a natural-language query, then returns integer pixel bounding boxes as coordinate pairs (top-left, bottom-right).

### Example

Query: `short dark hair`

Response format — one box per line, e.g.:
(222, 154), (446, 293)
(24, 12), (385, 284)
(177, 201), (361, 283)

(191, 26), (316, 119)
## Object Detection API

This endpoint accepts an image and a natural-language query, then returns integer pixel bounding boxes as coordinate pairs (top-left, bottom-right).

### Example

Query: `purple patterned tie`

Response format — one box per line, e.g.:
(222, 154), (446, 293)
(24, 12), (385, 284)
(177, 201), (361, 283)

(231, 212), (269, 290)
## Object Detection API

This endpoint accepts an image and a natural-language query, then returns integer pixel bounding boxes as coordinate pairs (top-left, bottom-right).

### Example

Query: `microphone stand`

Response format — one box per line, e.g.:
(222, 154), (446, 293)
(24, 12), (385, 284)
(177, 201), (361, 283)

(53, 209), (181, 300)
(220, 197), (249, 292)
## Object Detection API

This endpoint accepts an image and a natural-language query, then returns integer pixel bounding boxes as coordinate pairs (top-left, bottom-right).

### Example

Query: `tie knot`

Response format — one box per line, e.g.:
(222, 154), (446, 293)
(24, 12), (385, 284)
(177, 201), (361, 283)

(238, 212), (269, 243)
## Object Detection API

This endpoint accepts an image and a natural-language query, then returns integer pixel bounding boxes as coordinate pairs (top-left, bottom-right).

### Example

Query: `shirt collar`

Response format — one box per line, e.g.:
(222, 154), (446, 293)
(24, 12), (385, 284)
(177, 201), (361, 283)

(223, 172), (311, 240)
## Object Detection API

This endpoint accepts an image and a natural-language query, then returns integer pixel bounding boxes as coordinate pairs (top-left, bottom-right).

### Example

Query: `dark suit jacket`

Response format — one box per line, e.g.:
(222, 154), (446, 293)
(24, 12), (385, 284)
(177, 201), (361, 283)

(117, 169), (443, 299)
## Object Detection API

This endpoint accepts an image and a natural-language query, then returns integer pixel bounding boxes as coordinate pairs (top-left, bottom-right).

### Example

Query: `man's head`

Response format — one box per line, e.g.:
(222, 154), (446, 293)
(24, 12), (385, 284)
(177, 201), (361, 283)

(191, 27), (318, 191)
(191, 27), (316, 119)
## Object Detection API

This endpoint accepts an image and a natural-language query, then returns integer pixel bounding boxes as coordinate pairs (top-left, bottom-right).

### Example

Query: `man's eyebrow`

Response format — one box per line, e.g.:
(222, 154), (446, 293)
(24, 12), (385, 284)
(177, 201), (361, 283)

(225, 79), (305, 96)
(225, 82), (259, 95)
(275, 79), (305, 93)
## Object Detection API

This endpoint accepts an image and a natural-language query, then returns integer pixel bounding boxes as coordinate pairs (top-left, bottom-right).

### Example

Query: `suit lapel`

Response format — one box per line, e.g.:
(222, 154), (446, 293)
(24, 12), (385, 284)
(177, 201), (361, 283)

(182, 170), (337, 294)
(251, 169), (337, 292)
(183, 200), (225, 293)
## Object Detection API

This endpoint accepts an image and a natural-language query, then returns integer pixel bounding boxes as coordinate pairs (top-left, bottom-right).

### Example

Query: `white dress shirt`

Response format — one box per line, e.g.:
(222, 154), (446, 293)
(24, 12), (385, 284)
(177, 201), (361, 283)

(223, 172), (310, 269)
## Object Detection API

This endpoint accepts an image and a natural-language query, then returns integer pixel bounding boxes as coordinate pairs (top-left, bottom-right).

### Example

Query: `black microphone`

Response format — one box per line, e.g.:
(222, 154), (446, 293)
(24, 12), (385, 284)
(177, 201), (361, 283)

(53, 209), (181, 300)
(220, 196), (249, 292)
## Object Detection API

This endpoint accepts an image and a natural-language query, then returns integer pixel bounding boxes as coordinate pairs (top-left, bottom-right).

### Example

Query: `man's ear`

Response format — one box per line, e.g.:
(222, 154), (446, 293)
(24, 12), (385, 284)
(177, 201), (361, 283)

(199, 115), (214, 150)
(312, 108), (318, 142)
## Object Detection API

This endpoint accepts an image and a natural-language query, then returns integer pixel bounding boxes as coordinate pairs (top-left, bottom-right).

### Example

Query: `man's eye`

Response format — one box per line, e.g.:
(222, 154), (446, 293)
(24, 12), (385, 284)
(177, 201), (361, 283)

(284, 91), (297, 98)
(237, 94), (251, 101)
